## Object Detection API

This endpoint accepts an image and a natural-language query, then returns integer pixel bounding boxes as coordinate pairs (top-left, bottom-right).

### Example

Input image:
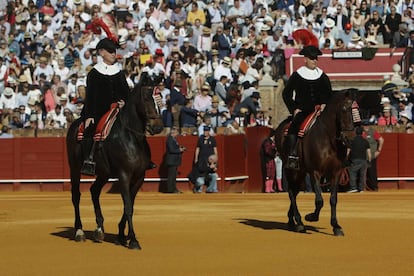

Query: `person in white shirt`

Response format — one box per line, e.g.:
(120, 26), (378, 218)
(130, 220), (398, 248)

(0, 87), (17, 110)
(138, 9), (160, 31)
(214, 57), (233, 83)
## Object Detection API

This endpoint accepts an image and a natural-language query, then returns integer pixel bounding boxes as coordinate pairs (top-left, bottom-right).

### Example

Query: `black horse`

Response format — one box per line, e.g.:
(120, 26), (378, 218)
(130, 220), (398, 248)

(66, 78), (163, 249)
(275, 90), (359, 236)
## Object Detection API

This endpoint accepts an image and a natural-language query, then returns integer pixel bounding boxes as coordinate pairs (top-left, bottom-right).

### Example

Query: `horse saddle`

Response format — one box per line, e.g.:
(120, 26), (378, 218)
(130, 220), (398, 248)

(284, 105), (321, 138)
(77, 103), (120, 142)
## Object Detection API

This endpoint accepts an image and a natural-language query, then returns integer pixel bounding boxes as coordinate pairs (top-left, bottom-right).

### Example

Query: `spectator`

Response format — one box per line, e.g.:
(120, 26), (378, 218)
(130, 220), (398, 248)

(398, 99), (413, 121)
(0, 125), (13, 138)
(214, 75), (228, 103)
(169, 78), (186, 128)
(193, 84), (212, 112)
(377, 106), (398, 127)
(0, 87), (16, 110)
(398, 110), (412, 130)
(205, 95), (231, 128)
(214, 57), (233, 83)
(233, 91), (261, 125)
(180, 98), (199, 128)
(198, 114), (215, 136)
(366, 10), (385, 45)
(362, 120), (384, 191)
(347, 126), (371, 193)
(165, 127), (185, 194)
(191, 125), (219, 193)
(261, 129), (277, 193)
(384, 5), (402, 46)
(187, 2), (205, 25)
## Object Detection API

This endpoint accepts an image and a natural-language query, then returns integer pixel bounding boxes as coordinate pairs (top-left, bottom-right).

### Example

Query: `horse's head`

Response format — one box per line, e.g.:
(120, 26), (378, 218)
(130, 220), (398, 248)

(333, 89), (361, 137)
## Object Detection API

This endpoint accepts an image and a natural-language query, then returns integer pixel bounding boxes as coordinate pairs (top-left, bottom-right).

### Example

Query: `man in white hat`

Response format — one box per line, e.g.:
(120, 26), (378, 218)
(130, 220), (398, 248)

(214, 56), (233, 83)
(282, 45), (333, 169)
(0, 87), (16, 110)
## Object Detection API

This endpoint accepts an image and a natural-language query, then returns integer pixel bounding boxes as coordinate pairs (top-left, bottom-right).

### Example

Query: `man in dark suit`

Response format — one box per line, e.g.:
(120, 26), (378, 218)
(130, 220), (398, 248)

(165, 127), (185, 193)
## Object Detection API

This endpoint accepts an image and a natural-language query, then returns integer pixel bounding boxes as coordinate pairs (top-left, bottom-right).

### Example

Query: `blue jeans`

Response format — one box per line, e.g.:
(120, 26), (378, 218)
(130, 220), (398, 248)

(195, 173), (218, 193)
(349, 159), (368, 191)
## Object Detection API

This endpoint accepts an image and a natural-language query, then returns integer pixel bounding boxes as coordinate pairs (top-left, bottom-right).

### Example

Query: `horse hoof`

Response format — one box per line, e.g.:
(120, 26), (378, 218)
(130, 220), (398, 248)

(128, 240), (142, 250)
(93, 228), (105, 242)
(296, 225), (306, 233)
(75, 229), (86, 242)
(305, 213), (319, 222)
(333, 228), (345, 236)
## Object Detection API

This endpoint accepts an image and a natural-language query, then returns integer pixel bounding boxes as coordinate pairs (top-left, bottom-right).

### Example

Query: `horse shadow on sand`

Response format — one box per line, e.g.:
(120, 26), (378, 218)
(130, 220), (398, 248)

(236, 218), (333, 236)
(50, 227), (125, 245)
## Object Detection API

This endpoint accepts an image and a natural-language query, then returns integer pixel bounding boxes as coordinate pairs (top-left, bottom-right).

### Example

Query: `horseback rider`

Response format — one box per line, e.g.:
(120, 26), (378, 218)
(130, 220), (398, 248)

(80, 37), (156, 175)
(282, 45), (333, 169)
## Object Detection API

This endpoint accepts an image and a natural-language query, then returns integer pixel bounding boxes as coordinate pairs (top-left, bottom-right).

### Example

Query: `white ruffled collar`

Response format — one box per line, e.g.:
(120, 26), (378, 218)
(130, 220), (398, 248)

(297, 66), (323, 80)
(94, 62), (120, 76)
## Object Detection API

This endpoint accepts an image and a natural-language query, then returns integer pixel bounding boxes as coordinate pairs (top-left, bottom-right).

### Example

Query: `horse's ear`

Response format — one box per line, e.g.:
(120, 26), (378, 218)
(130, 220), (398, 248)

(346, 88), (359, 101)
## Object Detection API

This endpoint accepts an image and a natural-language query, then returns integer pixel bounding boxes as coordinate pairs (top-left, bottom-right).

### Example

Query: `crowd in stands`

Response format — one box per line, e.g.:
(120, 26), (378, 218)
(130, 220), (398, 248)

(1, 0), (414, 135)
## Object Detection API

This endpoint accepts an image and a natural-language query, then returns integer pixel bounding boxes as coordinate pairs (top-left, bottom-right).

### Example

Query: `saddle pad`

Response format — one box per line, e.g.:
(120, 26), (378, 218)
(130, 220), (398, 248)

(284, 105), (321, 137)
(77, 103), (120, 142)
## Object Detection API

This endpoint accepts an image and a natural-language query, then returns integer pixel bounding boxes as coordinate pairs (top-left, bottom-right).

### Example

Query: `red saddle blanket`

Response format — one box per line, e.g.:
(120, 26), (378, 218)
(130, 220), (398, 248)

(284, 105), (321, 138)
(77, 103), (120, 142)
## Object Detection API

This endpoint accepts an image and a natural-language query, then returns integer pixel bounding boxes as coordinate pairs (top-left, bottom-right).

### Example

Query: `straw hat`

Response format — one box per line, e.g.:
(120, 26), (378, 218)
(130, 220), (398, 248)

(203, 27), (211, 35)
(155, 30), (167, 42)
(222, 57), (231, 65)
(3, 87), (14, 96)
(56, 41), (66, 50)
(240, 37), (250, 45)
(39, 56), (48, 64)
(351, 33), (361, 42)
(202, 84), (211, 90)
(19, 75), (28, 83)
(325, 18), (335, 28)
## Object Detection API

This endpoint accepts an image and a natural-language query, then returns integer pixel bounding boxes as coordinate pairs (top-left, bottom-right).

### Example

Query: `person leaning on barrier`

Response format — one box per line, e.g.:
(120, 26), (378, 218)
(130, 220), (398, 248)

(347, 126), (371, 193)
(361, 120), (384, 191)
(165, 127), (185, 194)
(190, 126), (218, 193)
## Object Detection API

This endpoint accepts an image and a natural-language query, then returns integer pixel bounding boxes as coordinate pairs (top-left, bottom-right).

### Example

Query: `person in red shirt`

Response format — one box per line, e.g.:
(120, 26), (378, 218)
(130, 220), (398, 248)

(377, 106), (398, 127)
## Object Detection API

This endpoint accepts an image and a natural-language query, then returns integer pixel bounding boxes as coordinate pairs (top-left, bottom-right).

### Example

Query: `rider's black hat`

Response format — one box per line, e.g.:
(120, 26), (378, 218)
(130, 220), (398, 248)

(299, 45), (322, 60)
(96, 38), (117, 53)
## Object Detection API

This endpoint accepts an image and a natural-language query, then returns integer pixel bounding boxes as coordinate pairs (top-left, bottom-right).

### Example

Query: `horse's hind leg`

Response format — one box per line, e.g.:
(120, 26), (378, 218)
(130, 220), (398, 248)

(330, 177), (344, 236)
(305, 175), (324, 222)
(90, 176), (108, 242)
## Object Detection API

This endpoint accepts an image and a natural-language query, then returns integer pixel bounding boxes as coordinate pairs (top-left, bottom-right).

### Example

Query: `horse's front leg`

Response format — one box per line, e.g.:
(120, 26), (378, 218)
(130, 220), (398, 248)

(90, 176), (108, 242)
(286, 170), (306, 233)
(71, 172), (85, 242)
(118, 175), (141, 250)
(330, 175), (344, 236)
(116, 213), (128, 247)
(305, 174), (324, 222)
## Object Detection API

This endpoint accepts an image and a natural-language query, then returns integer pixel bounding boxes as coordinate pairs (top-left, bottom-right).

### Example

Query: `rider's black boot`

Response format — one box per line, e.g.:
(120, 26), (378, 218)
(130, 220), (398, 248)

(81, 139), (97, 176)
(285, 134), (299, 170)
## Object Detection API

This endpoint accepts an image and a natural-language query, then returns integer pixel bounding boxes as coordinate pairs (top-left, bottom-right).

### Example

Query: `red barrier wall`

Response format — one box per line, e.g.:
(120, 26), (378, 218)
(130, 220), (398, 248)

(286, 48), (404, 81)
(0, 128), (413, 192)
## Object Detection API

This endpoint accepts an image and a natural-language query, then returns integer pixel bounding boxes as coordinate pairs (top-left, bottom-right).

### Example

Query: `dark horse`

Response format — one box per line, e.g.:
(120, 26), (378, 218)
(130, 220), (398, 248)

(275, 90), (359, 236)
(66, 77), (163, 249)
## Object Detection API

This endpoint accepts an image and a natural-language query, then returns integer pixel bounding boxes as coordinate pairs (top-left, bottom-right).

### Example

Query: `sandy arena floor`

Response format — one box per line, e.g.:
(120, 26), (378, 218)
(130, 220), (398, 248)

(0, 190), (413, 276)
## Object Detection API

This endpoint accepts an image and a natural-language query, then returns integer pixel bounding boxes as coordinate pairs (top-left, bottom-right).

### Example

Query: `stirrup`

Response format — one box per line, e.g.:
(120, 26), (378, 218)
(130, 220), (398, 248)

(287, 156), (299, 170)
(81, 160), (96, 176)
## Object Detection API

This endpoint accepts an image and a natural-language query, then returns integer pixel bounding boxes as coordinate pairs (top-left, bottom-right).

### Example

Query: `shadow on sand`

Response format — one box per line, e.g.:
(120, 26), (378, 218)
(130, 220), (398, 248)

(236, 218), (332, 235)
(50, 226), (123, 245)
